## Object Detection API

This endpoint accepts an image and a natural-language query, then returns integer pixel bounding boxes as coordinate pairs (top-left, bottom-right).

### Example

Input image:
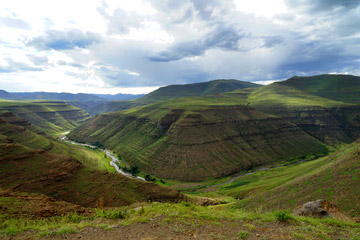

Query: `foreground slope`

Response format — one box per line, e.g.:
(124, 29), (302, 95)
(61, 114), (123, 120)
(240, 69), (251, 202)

(69, 101), (328, 181)
(0, 112), (184, 207)
(232, 140), (360, 216)
(0, 100), (90, 134)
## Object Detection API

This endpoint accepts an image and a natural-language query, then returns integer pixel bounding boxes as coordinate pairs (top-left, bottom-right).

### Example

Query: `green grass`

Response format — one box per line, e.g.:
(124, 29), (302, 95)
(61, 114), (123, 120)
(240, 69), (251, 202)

(0, 100), (90, 135)
(2, 202), (359, 239)
(280, 74), (360, 104)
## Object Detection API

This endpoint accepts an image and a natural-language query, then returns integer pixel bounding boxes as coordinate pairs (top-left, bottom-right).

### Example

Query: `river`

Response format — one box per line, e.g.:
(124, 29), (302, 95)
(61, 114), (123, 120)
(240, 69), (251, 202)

(60, 135), (145, 181)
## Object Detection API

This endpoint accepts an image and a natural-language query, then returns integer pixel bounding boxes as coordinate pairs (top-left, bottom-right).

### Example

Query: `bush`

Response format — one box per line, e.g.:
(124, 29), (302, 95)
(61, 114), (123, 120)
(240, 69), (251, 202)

(130, 165), (139, 175)
(145, 174), (156, 182)
(274, 210), (293, 222)
(237, 230), (250, 239)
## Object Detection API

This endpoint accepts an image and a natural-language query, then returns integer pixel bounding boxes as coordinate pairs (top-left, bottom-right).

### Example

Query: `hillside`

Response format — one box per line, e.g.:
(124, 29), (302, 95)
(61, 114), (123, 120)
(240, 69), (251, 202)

(70, 79), (261, 115)
(280, 74), (360, 104)
(228, 82), (360, 145)
(0, 112), (184, 207)
(0, 100), (91, 135)
(69, 102), (328, 181)
(231, 140), (360, 217)
(137, 79), (260, 104)
(68, 74), (360, 180)
(0, 90), (106, 101)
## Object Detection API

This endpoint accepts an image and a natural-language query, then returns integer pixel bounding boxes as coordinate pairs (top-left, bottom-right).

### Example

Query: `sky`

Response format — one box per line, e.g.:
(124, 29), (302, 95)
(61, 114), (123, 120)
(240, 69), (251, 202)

(0, 0), (360, 94)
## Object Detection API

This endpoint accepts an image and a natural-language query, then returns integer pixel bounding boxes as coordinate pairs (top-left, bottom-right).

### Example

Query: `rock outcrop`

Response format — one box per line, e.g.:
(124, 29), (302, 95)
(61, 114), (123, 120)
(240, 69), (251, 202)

(294, 199), (352, 221)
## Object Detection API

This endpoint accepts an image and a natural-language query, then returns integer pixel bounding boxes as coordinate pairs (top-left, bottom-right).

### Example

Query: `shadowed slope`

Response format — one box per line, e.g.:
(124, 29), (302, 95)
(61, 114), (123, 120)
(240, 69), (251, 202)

(0, 113), (184, 207)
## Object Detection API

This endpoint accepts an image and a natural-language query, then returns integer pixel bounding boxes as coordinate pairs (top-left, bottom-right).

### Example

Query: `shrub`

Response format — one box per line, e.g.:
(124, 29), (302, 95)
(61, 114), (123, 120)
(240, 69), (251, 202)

(237, 230), (250, 239)
(274, 210), (293, 222)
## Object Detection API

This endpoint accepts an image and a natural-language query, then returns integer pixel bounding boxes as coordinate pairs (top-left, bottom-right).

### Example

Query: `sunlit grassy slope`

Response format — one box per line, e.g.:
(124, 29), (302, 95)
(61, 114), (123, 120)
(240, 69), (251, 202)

(280, 74), (360, 104)
(0, 100), (90, 135)
(137, 79), (260, 103)
(78, 79), (261, 115)
(231, 140), (360, 216)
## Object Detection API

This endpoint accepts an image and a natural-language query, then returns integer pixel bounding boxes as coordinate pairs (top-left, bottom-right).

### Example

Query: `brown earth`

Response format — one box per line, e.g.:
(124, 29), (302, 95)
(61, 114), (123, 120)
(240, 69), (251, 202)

(4, 216), (356, 240)
(0, 113), (185, 208)
(0, 188), (85, 218)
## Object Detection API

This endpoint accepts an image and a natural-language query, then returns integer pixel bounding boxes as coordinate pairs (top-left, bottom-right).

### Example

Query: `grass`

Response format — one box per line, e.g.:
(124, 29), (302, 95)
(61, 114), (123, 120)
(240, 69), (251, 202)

(0, 100), (90, 135)
(1, 203), (359, 239)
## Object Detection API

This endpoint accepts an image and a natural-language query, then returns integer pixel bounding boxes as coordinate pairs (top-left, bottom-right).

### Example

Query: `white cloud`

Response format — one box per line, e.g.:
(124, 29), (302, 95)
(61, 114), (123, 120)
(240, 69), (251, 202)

(0, 0), (360, 94)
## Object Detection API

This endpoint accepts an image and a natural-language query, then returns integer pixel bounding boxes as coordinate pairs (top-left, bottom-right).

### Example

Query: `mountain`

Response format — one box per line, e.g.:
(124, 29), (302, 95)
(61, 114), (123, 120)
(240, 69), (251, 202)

(95, 93), (145, 101)
(0, 90), (106, 101)
(0, 100), (91, 135)
(280, 74), (360, 104)
(69, 74), (360, 181)
(0, 112), (184, 207)
(69, 101), (328, 181)
(136, 79), (260, 104)
(229, 80), (360, 146)
(74, 79), (261, 115)
(0, 90), (144, 102)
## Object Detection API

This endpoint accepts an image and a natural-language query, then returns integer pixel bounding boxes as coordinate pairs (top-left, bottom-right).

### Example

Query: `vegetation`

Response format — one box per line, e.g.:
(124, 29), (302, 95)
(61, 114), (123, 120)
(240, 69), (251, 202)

(1, 202), (359, 239)
(0, 100), (90, 135)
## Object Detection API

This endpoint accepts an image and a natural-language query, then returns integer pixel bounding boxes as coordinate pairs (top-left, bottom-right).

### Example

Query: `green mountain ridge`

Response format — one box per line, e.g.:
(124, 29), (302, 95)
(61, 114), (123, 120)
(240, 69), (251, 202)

(80, 79), (261, 115)
(0, 100), (91, 135)
(69, 75), (360, 181)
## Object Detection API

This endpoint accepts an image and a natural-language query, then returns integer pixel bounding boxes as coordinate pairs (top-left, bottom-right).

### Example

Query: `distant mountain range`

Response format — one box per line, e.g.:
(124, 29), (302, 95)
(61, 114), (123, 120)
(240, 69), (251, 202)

(0, 90), (144, 102)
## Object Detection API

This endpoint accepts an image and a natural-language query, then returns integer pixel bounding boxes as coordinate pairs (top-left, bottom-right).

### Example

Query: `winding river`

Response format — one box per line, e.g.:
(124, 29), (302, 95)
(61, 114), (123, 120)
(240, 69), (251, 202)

(60, 135), (145, 181)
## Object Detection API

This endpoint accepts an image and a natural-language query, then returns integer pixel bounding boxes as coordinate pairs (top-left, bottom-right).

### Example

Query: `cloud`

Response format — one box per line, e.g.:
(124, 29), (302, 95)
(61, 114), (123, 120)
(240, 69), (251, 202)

(0, 58), (42, 73)
(147, 25), (246, 62)
(0, 16), (31, 29)
(28, 29), (102, 50)
(27, 54), (49, 65)
(285, 0), (360, 12)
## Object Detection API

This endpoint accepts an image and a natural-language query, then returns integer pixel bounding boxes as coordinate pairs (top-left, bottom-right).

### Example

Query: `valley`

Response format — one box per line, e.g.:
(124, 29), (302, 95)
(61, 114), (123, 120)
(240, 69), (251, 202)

(1, 74), (360, 239)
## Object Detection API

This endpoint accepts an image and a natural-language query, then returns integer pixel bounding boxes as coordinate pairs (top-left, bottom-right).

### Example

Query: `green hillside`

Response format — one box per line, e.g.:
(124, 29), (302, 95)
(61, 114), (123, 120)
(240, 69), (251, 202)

(138, 79), (260, 103)
(223, 81), (360, 145)
(279, 74), (360, 104)
(76, 79), (261, 115)
(0, 112), (184, 207)
(0, 100), (91, 135)
(69, 74), (360, 181)
(69, 101), (328, 181)
(230, 140), (360, 216)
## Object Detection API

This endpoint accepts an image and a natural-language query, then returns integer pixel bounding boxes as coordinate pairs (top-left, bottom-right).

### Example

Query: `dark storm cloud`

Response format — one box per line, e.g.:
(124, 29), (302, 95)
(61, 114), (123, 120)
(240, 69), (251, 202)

(28, 29), (102, 50)
(0, 16), (31, 29)
(147, 25), (245, 62)
(0, 58), (42, 73)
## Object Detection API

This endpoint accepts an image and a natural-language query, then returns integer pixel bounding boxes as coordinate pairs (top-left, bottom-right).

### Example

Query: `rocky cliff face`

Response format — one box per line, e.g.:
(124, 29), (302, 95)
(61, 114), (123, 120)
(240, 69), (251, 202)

(256, 105), (360, 146)
(70, 105), (329, 181)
